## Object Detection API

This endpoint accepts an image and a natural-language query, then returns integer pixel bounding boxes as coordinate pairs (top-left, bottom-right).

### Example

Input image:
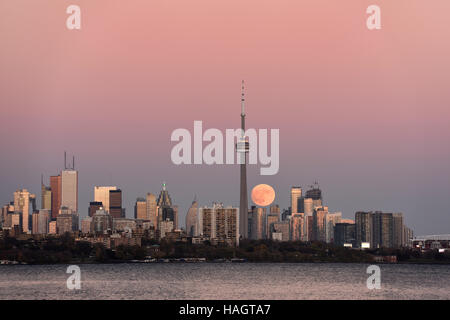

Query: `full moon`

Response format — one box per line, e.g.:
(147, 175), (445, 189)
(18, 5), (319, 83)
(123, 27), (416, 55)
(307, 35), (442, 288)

(251, 184), (276, 207)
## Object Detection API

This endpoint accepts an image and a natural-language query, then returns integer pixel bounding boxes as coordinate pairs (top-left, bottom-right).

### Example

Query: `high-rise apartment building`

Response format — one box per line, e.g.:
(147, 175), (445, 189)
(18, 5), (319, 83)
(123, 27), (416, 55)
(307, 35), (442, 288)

(355, 211), (373, 248)
(200, 203), (239, 245)
(392, 213), (404, 248)
(334, 223), (356, 247)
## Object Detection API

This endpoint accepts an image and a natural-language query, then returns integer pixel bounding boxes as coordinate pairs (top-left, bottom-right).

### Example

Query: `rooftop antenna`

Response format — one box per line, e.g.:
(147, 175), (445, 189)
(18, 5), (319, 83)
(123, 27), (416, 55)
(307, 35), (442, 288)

(241, 80), (245, 116)
(64, 151), (67, 169)
(41, 174), (44, 186)
(72, 155), (75, 170)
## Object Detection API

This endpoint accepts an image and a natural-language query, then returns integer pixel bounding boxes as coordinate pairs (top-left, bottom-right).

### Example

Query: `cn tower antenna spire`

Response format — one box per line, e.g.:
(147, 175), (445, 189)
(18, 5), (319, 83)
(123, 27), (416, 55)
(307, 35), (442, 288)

(241, 80), (245, 116)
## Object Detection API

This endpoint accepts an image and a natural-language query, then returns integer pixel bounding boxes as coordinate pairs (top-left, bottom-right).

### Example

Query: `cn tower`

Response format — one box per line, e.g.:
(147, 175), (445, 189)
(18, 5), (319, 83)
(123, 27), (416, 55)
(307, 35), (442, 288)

(238, 80), (249, 238)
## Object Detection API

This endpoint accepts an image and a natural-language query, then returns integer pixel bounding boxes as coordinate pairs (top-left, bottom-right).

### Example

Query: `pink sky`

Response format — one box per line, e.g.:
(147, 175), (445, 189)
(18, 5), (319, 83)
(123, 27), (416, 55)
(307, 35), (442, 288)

(1, 1), (450, 234)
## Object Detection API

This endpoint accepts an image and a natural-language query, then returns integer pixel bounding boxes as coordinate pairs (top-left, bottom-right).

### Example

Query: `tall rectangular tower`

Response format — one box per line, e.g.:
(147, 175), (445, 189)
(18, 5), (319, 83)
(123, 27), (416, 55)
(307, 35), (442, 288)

(50, 175), (61, 219)
(61, 170), (78, 213)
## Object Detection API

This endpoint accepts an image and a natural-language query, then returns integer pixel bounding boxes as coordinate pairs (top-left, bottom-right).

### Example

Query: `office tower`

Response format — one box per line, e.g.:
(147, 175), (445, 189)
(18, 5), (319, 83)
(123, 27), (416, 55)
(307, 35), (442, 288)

(334, 223), (356, 247)
(173, 205), (179, 230)
(185, 197), (198, 237)
(157, 183), (176, 230)
(32, 209), (50, 235)
(134, 198), (147, 220)
(237, 81), (249, 239)
(41, 176), (52, 210)
(312, 207), (328, 242)
(146, 193), (158, 228)
(14, 189), (35, 234)
(94, 186), (117, 213)
(306, 215), (314, 241)
(81, 216), (92, 234)
(355, 211), (373, 248)
(271, 221), (290, 241)
(290, 187), (302, 214)
(290, 213), (305, 241)
(341, 218), (355, 224)
(305, 183), (323, 208)
(109, 189), (123, 218)
(325, 212), (342, 243)
(91, 208), (113, 234)
(249, 206), (265, 240)
(50, 175), (62, 219)
(157, 183), (172, 207)
(266, 213), (279, 239)
(61, 170), (78, 213)
(304, 198), (314, 216)
(392, 213), (404, 248)
(56, 207), (78, 235)
(89, 201), (103, 217)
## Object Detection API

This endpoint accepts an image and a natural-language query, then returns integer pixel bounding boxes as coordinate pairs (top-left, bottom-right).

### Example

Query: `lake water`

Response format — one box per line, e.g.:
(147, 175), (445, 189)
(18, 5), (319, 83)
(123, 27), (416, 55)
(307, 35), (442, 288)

(0, 263), (449, 300)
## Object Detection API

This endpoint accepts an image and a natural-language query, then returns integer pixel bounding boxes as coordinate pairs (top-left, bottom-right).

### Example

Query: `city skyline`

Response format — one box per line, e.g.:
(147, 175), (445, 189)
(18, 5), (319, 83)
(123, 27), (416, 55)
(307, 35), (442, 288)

(2, 1), (450, 236)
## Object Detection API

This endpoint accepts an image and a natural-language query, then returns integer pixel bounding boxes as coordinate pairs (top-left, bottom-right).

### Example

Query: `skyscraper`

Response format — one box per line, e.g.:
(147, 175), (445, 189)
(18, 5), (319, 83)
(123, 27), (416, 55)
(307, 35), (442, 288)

(200, 203), (239, 246)
(61, 169), (78, 213)
(393, 213), (404, 248)
(290, 213), (305, 241)
(146, 193), (158, 228)
(157, 183), (176, 230)
(94, 186), (117, 213)
(32, 209), (50, 235)
(50, 175), (61, 219)
(355, 211), (373, 248)
(41, 176), (52, 211)
(134, 197), (147, 220)
(109, 189), (123, 218)
(89, 201), (103, 217)
(305, 184), (323, 209)
(290, 187), (302, 214)
(249, 206), (265, 240)
(14, 189), (35, 234)
(185, 197), (198, 237)
(237, 81), (249, 239)
(312, 207), (328, 242)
